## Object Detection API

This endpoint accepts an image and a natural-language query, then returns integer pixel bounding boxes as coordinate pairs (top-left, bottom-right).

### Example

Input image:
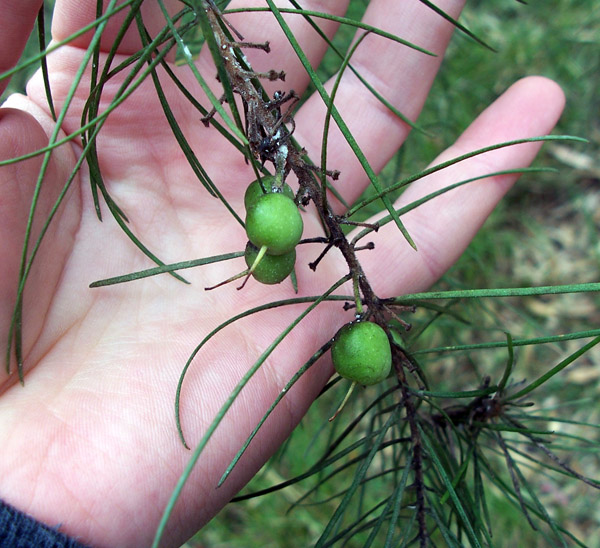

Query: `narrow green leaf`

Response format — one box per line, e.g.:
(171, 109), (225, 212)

(508, 335), (600, 401)
(364, 461), (412, 548)
(473, 452), (493, 543)
(79, 26), (191, 281)
(499, 434), (568, 546)
(317, 385), (399, 464)
(159, 0), (247, 144)
(427, 494), (463, 547)
(380, 456), (413, 547)
(395, 281), (600, 302)
(217, 342), (331, 486)
(7, 0), (122, 377)
(223, 6), (436, 56)
(136, 16), (220, 197)
(346, 136), (585, 219)
(154, 275), (350, 548)
(419, 0), (496, 51)
(158, 58), (247, 155)
(413, 328), (600, 356)
(440, 448), (473, 505)
(320, 31), (371, 203)
(410, 386), (498, 399)
(234, 429), (406, 503)
(195, 1), (245, 135)
(497, 332), (515, 393)
(480, 464), (589, 547)
(36, 6), (56, 121)
(351, 167), (557, 245)
(420, 425), (483, 548)
(0, 0), (138, 84)
(315, 409), (400, 547)
(89, 252), (243, 287)
(475, 423), (554, 435)
(75, 13), (192, 283)
(264, 0), (417, 249)
(285, 0), (430, 135)
(83, 0), (146, 219)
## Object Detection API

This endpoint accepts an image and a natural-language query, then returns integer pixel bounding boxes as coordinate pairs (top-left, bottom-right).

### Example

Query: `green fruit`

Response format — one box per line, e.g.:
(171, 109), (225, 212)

(331, 322), (392, 386)
(245, 193), (303, 256)
(244, 176), (294, 211)
(244, 242), (295, 284)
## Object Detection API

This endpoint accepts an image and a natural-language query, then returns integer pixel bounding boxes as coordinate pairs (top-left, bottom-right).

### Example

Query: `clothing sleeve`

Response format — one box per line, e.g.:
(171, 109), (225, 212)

(0, 499), (91, 548)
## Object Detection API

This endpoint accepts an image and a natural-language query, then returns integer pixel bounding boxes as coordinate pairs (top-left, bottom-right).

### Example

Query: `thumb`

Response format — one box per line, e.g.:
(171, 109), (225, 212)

(0, 0), (44, 96)
(0, 105), (78, 386)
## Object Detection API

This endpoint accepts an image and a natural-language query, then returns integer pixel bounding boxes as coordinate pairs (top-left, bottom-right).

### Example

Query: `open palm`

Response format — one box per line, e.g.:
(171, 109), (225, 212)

(0, 1), (564, 547)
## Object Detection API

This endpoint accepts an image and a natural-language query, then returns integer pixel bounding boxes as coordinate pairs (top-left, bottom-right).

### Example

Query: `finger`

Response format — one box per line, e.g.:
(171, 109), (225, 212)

(51, 0), (182, 54)
(358, 76), (566, 296)
(0, 0), (44, 96)
(295, 0), (466, 208)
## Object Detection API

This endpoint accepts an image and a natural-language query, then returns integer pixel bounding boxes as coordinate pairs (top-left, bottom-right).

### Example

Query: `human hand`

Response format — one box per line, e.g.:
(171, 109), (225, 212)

(0, 1), (565, 547)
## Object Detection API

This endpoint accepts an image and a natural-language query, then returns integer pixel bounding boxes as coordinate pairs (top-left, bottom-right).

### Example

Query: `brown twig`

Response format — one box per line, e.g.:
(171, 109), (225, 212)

(200, 2), (426, 537)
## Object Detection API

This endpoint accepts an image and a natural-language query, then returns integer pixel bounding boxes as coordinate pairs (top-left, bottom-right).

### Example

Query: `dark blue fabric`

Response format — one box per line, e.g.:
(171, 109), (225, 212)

(0, 499), (91, 548)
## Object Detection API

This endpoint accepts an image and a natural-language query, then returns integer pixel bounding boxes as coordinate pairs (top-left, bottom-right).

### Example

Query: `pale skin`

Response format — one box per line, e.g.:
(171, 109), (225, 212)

(0, 1), (565, 547)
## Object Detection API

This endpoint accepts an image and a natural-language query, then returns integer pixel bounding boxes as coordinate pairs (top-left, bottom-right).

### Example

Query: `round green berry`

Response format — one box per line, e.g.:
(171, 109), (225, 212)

(244, 176), (294, 211)
(331, 321), (392, 386)
(244, 242), (295, 285)
(245, 193), (303, 256)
